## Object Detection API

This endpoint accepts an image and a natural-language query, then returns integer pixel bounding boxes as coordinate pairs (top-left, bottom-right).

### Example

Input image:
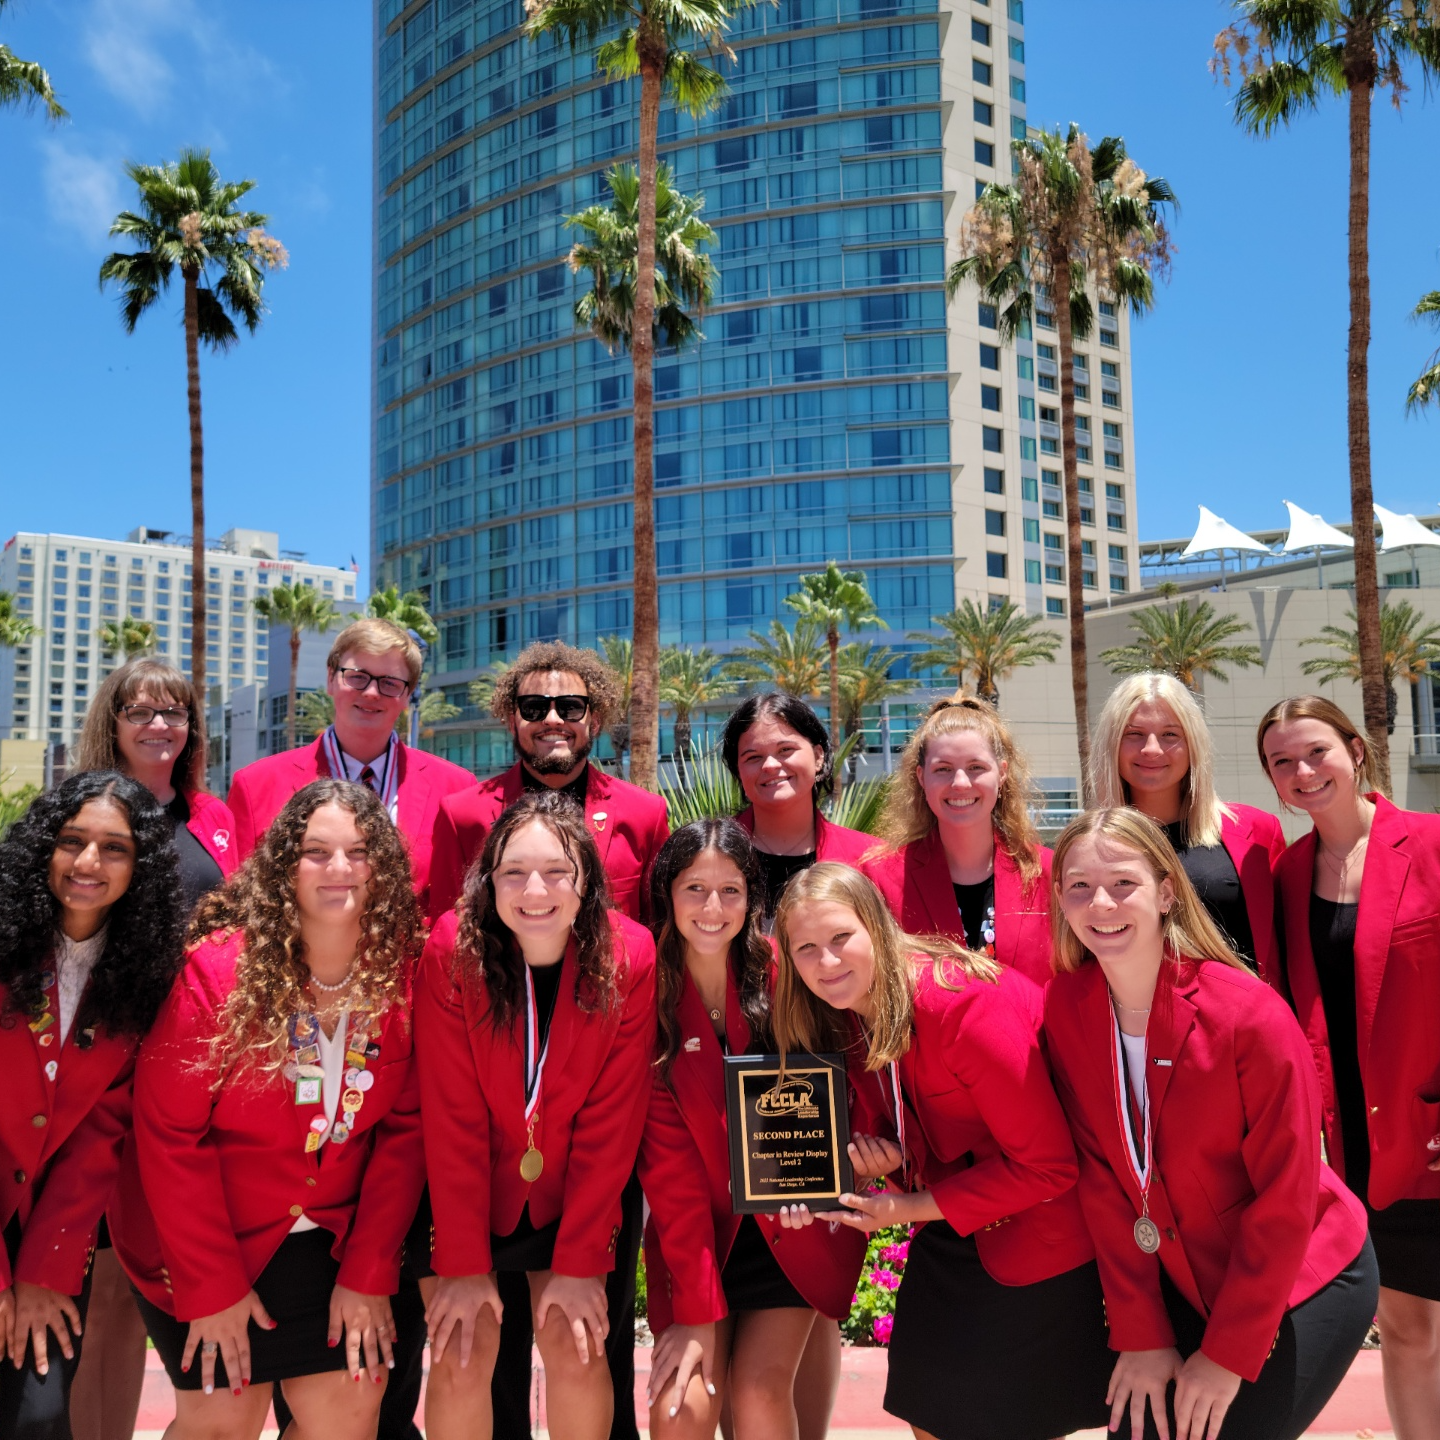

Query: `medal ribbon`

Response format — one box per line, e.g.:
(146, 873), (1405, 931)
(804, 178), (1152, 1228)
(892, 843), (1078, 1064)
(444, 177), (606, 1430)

(1110, 1014), (1151, 1194)
(522, 967), (553, 1128)
(884, 1060), (911, 1190)
(321, 727), (400, 815)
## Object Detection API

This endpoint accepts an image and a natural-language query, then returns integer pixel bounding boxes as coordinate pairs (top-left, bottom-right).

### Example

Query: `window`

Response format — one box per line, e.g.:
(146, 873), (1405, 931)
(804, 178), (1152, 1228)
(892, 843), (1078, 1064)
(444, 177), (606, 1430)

(1101, 361), (1119, 378)
(1022, 518), (1040, 543)
(1073, 382), (1089, 401)
(1042, 499), (1062, 518)
(1038, 372), (1056, 391)
(981, 384), (1001, 411)
(1037, 309), (1055, 329)
(1073, 352), (1088, 371)
(973, 99), (993, 125)
(1041, 469), (1059, 489)
(972, 59), (993, 85)
(1009, 36), (1024, 61)
(1010, 76), (1026, 101)
(1011, 115), (1027, 141)
(1024, 559), (1041, 584)
(1109, 545), (1126, 561)
(1083, 570), (1097, 590)
(1046, 596), (1066, 615)
(971, 19), (991, 43)
(982, 426), (1003, 452)
(1078, 475), (1093, 494)
(1385, 569), (1419, 587)
(1108, 511), (1126, 531)
(1016, 355), (1033, 379)
(1103, 390), (1120, 408)
(1043, 532), (1062, 551)
(1105, 451), (1124, 469)
(1100, 328), (1118, 347)
(1080, 507), (1094, 526)
(1037, 343), (1055, 361)
(1008, 0), (1025, 21)
(974, 139), (995, 167)
(1106, 482), (1125, 500)
(1098, 301), (1116, 318)
(1018, 396), (1034, 420)
(986, 550), (1007, 579)
(1074, 415), (1091, 433)
(978, 302), (997, 329)
(1045, 563), (1064, 583)
(1075, 444), (1091, 462)
(980, 342), (1000, 369)
(1110, 574), (1128, 593)
(984, 467), (1004, 494)
(1081, 540), (1095, 557)
(1020, 475), (1038, 501)
(1039, 405), (1058, 424)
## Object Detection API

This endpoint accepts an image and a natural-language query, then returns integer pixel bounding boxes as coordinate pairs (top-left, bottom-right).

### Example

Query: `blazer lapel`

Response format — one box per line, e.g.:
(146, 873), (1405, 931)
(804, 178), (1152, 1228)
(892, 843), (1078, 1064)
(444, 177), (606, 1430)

(911, 830), (963, 938)
(585, 768), (618, 869)
(1280, 832), (1326, 1038)
(992, 845), (1024, 970)
(670, 979), (728, 1126)
(1354, 796), (1408, 1069)
(395, 744), (424, 836)
(303, 737), (328, 782)
(1144, 966), (1200, 1128)
(534, 939), (583, 1127)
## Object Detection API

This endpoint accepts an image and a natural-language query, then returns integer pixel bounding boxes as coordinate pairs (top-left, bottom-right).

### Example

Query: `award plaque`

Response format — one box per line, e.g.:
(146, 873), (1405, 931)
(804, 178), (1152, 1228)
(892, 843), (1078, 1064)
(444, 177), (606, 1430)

(724, 1053), (853, 1214)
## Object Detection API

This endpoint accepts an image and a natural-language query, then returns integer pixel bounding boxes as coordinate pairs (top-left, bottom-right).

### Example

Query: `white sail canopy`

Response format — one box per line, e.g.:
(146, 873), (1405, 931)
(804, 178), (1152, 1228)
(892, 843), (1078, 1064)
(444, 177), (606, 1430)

(1282, 501), (1353, 553)
(1373, 504), (1440, 552)
(1181, 505), (1271, 558)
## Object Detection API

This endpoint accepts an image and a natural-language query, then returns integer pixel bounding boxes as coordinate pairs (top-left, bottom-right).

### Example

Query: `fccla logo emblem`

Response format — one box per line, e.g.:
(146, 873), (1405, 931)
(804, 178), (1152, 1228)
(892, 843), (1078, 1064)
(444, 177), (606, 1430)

(213, 829), (230, 852)
(755, 1076), (820, 1120)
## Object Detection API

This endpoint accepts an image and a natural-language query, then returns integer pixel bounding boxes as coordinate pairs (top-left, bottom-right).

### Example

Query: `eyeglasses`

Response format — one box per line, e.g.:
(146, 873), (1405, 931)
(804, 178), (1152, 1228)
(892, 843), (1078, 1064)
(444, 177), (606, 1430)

(334, 667), (411, 699)
(119, 705), (190, 728)
(516, 694), (590, 723)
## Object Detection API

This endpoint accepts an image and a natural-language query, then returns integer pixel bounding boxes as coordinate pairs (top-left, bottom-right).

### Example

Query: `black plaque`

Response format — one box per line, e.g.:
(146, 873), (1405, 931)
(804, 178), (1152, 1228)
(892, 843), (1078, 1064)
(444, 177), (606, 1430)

(724, 1053), (853, 1214)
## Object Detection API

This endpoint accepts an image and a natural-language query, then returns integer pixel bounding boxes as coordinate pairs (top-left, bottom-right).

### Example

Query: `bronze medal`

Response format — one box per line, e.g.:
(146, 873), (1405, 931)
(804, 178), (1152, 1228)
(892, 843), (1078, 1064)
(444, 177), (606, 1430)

(1134, 1216), (1162, 1254)
(519, 1146), (544, 1181)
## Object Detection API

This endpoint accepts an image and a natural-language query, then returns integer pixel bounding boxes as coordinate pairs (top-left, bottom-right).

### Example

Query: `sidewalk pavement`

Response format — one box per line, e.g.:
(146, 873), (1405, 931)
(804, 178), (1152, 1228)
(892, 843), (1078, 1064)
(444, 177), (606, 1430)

(133, 1344), (1394, 1437)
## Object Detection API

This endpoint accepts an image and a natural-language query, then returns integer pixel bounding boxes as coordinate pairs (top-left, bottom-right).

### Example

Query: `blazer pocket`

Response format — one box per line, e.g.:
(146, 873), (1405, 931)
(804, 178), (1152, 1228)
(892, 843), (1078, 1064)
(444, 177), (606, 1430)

(1390, 913), (1440, 947)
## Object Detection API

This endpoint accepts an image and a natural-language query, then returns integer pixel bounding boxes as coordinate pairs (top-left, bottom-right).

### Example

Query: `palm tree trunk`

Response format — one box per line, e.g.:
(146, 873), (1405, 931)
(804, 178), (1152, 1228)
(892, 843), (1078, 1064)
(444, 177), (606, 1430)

(184, 266), (207, 708)
(1344, 50), (1391, 794)
(828, 626), (843, 804)
(675, 710), (691, 788)
(287, 627), (301, 752)
(1054, 251), (1092, 802)
(627, 34), (665, 793)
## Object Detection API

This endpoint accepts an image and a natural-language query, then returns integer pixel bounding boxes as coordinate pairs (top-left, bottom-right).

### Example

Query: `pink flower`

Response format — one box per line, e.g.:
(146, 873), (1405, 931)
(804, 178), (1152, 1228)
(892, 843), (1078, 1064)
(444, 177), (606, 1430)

(868, 1268), (901, 1291)
(872, 1314), (894, 1345)
(880, 1241), (910, 1265)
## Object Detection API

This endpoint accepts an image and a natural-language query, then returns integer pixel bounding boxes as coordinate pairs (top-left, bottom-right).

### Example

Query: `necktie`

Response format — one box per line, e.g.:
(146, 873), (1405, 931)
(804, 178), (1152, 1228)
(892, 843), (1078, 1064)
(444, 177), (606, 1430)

(359, 765), (378, 794)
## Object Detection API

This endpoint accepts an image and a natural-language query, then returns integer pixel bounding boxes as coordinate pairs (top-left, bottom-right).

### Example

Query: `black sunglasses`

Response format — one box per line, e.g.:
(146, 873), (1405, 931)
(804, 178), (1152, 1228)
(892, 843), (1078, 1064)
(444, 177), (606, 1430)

(516, 693), (590, 723)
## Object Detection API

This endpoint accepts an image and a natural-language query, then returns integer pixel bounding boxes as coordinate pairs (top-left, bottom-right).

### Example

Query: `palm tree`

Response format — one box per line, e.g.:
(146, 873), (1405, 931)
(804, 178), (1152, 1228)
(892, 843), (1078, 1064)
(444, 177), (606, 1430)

(949, 128), (1175, 801)
(98, 617), (159, 661)
(253, 583), (340, 752)
(837, 643), (912, 783)
(784, 563), (887, 798)
(1214, 3), (1440, 794)
(722, 619), (828, 700)
(526, 0), (755, 795)
(366, 584), (439, 646)
(467, 658), (513, 715)
(659, 645), (736, 785)
(0, 592), (39, 651)
(1099, 599), (1262, 691)
(1407, 290), (1440, 413)
(0, 0), (64, 119)
(907, 600), (1061, 709)
(600, 634), (635, 774)
(1301, 600), (1440, 734)
(99, 150), (287, 703)
(567, 163), (718, 353)
(415, 689), (462, 739)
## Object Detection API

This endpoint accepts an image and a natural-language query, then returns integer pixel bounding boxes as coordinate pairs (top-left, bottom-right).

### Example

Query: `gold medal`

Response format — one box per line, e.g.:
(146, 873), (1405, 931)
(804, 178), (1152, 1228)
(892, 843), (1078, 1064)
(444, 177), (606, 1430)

(1134, 1216), (1161, 1254)
(519, 1146), (544, 1181)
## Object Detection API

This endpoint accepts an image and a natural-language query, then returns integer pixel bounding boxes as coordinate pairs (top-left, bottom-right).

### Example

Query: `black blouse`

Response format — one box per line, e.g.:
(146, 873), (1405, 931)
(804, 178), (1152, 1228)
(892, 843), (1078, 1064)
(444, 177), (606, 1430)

(1161, 820), (1257, 969)
(1308, 895), (1369, 1196)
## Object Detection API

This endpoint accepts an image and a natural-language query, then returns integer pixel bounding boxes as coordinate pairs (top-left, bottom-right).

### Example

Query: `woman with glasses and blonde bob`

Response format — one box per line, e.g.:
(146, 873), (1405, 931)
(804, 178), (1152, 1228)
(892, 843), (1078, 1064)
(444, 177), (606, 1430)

(1089, 673), (1286, 977)
(1260, 695), (1440, 1437)
(862, 694), (1052, 985)
(771, 863), (1113, 1440)
(416, 790), (657, 1440)
(1043, 808), (1375, 1440)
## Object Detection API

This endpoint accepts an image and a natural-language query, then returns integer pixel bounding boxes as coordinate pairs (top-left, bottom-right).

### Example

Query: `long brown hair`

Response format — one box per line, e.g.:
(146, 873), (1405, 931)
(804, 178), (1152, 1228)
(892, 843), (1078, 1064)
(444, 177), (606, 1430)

(1048, 808), (1248, 976)
(1255, 694), (1378, 798)
(454, 790), (616, 1028)
(192, 780), (422, 1079)
(74, 657), (209, 795)
(873, 694), (1042, 884)
(648, 819), (773, 1080)
(771, 863), (998, 1073)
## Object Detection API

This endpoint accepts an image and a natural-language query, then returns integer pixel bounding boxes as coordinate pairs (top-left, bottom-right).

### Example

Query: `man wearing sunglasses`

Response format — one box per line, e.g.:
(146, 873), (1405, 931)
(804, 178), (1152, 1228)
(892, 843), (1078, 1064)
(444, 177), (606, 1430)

(426, 639), (668, 1440)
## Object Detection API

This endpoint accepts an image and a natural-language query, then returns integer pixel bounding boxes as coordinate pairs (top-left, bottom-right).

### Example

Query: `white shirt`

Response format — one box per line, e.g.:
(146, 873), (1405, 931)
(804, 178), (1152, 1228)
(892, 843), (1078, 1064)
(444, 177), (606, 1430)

(332, 738), (400, 823)
(290, 1008), (350, 1234)
(54, 928), (106, 1047)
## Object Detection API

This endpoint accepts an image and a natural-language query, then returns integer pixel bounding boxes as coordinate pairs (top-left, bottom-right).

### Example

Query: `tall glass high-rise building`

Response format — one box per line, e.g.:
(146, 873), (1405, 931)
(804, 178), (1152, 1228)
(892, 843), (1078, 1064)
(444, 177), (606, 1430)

(372, 0), (1141, 771)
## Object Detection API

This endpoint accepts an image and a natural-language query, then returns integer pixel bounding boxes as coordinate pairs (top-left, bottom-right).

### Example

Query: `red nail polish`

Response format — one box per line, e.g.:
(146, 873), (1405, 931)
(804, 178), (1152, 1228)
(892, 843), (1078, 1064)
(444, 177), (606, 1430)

(374, 1374), (384, 1384)
(241, 1379), (249, 1387)
(233, 1387), (242, 1396)
(328, 1338), (338, 1347)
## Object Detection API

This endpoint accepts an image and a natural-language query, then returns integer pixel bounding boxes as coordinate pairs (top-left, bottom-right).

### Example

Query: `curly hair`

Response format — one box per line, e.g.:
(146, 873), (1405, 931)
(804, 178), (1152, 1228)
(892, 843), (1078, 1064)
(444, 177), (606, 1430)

(454, 790), (615, 1030)
(874, 693), (1043, 885)
(490, 641), (622, 730)
(0, 771), (183, 1040)
(191, 780), (423, 1078)
(73, 658), (209, 796)
(648, 819), (773, 1081)
(721, 693), (835, 806)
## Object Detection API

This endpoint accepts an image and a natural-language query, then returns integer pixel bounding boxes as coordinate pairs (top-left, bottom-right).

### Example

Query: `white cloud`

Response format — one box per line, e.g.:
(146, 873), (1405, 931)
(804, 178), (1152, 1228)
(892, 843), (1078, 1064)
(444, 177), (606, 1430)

(39, 138), (124, 247)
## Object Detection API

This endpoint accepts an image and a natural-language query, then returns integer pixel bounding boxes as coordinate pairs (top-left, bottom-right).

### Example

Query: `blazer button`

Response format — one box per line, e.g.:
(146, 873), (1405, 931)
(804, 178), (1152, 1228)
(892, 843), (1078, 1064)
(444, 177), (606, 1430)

(306, 1177), (318, 1187)
(13, 1170), (26, 1185)
(289, 1204), (304, 1218)
(1165, 1228), (1177, 1242)
(1370, 1105), (1380, 1115)
(31, 1114), (46, 1128)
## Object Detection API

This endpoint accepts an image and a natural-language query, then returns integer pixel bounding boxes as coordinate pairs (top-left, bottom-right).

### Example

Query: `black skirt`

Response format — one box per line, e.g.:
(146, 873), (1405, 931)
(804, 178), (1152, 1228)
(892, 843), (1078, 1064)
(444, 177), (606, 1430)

(721, 1216), (809, 1313)
(1369, 1198), (1440, 1302)
(491, 1204), (561, 1273)
(883, 1220), (1113, 1440)
(135, 1229), (349, 1391)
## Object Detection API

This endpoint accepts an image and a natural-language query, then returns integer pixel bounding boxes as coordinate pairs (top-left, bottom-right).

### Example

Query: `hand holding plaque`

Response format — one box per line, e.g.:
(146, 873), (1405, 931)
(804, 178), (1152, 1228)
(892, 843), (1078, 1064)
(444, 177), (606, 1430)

(723, 1053), (853, 1214)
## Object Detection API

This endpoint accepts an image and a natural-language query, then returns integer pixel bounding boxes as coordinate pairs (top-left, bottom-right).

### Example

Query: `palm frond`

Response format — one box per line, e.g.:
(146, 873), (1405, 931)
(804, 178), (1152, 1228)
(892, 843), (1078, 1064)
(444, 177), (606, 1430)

(0, 43), (65, 119)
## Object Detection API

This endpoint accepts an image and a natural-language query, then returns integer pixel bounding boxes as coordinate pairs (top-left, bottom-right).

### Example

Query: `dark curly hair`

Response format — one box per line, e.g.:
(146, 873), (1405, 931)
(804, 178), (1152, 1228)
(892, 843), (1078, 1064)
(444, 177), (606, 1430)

(489, 641), (622, 730)
(0, 771), (183, 1040)
(454, 789), (615, 1030)
(190, 780), (423, 1078)
(721, 693), (834, 807)
(649, 820), (773, 1081)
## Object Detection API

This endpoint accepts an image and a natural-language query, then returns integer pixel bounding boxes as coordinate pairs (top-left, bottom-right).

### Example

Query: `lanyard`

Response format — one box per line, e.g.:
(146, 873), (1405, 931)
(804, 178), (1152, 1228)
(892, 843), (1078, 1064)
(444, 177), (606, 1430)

(321, 728), (400, 815)
(1111, 1011), (1163, 1254)
(885, 1059), (911, 1190)
(523, 967), (554, 1125)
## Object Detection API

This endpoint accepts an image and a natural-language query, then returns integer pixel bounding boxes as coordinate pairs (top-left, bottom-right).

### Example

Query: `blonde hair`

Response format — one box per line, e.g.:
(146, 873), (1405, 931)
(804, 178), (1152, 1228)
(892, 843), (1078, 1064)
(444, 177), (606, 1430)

(1256, 694), (1378, 798)
(771, 862), (999, 1072)
(73, 657), (209, 795)
(1089, 673), (1232, 848)
(1049, 808), (1248, 975)
(326, 618), (423, 687)
(874, 694), (1042, 885)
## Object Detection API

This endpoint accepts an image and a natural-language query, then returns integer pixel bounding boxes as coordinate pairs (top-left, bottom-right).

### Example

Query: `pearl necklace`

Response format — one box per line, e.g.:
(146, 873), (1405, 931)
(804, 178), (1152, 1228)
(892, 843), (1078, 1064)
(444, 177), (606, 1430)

(308, 963), (357, 995)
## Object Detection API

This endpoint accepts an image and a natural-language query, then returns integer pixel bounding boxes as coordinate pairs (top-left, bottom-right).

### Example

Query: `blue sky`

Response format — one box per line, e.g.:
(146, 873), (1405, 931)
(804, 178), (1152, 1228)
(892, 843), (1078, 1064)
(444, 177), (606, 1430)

(0, 0), (1437, 587)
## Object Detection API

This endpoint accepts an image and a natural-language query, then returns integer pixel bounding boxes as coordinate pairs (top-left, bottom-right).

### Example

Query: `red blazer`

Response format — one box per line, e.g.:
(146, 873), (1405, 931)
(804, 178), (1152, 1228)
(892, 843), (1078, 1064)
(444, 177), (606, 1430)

(1218, 803), (1285, 980)
(0, 984), (137, 1295)
(848, 960), (1094, 1286)
(427, 761), (669, 923)
(862, 831), (1053, 986)
(415, 910), (656, 1278)
(110, 932), (424, 1320)
(735, 806), (872, 870)
(1274, 793), (1440, 1208)
(638, 969), (866, 1331)
(227, 739), (473, 912)
(183, 790), (241, 879)
(1043, 958), (1368, 1382)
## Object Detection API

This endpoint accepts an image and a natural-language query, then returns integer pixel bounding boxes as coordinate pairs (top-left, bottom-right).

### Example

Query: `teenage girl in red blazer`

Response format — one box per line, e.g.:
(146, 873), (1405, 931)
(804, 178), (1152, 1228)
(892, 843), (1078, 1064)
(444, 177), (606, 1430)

(0, 771), (182, 1440)
(1259, 694), (1440, 1435)
(772, 863), (1113, 1440)
(111, 779), (425, 1440)
(638, 820), (867, 1439)
(1044, 807), (1374, 1440)
(1089, 672), (1285, 977)
(416, 789), (656, 1440)
(861, 694), (1054, 986)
